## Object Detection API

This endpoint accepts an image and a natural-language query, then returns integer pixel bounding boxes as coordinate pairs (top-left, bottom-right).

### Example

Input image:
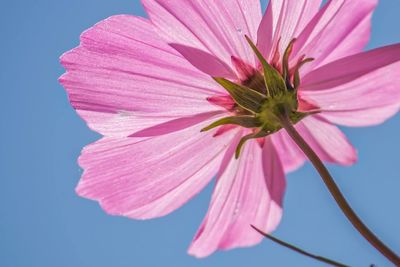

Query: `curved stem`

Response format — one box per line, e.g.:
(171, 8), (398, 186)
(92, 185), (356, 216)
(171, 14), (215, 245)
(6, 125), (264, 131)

(251, 225), (349, 267)
(278, 114), (400, 266)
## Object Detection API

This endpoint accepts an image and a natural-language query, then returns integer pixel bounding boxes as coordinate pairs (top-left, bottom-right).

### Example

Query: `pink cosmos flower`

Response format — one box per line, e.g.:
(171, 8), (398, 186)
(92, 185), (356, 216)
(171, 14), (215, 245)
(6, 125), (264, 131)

(60, 0), (400, 258)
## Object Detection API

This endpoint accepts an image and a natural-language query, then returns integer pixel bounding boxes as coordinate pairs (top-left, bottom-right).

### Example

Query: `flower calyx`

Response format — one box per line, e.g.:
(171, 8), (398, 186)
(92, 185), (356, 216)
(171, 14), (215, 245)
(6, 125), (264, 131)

(202, 37), (314, 158)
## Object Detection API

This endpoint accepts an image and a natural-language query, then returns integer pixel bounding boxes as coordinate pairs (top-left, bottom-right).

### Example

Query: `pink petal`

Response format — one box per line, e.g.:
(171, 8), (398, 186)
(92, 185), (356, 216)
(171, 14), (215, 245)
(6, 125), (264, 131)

(207, 95), (235, 111)
(261, 138), (286, 229)
(321, 104), (400, 127)
(188, 138), (285, 257)
(293, 0), (378, 74)
(257, 0), (322, 60)
(77, 116), (239, 220)
(271, 130), (306, 173)
(169, 44), (236, 78)
(213, 125), (238, 138)
(296, 116), (358, 166)
(59, 15), (223, 137)
(300, 44), (400, 127)
(142, 0), (262, 76)
(74, 110), (222, 138)
(231, 56), (257, 81)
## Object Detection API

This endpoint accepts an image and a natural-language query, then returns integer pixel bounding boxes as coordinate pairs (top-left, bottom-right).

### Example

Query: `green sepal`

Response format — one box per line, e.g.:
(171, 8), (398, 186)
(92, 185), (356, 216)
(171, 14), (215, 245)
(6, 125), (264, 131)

(289, 111), (308, 124)
(282, 39), (296, 86)
(201, 116), (261, 132)
(293, 57), (314, 90)
(235, 130), (270, 159)
(213, 77), (267, 113)
(245, 35), (287, 97)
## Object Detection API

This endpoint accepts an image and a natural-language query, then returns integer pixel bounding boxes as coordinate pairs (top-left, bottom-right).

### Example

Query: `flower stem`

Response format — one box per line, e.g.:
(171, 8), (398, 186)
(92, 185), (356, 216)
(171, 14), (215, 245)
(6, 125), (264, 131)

(251, 225), (349, 267)
(278, 113), (400, 266)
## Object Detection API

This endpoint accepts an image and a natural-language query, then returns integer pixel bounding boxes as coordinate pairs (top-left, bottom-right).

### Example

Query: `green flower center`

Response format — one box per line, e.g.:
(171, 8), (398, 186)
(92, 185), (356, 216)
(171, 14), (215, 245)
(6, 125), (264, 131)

(202, 37), (314, 158)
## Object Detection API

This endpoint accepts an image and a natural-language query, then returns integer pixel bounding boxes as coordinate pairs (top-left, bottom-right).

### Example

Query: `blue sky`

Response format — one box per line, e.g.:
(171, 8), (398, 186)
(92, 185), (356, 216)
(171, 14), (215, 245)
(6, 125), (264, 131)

(1, 1), (399, 266)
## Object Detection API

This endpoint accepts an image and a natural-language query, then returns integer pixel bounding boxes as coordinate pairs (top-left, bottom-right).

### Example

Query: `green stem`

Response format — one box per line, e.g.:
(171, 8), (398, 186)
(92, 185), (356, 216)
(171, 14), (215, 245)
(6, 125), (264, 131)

(251, 225), (349, 267)
(278, 113), (400, 266)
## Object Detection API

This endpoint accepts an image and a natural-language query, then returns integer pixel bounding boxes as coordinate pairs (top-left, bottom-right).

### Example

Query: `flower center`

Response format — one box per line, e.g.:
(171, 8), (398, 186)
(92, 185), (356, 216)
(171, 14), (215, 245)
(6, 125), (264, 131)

(202, 37), (314, 158)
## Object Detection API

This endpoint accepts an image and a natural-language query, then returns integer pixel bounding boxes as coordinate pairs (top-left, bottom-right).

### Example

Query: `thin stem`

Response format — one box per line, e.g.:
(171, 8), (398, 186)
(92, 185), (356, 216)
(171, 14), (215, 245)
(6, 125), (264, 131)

(251, 225), (349, 267)
(278, 113), (400, 266)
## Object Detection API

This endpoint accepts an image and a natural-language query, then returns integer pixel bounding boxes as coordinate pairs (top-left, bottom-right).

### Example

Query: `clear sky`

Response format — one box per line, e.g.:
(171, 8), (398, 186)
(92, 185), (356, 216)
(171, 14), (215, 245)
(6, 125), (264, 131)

(1, 1), (399, 266)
